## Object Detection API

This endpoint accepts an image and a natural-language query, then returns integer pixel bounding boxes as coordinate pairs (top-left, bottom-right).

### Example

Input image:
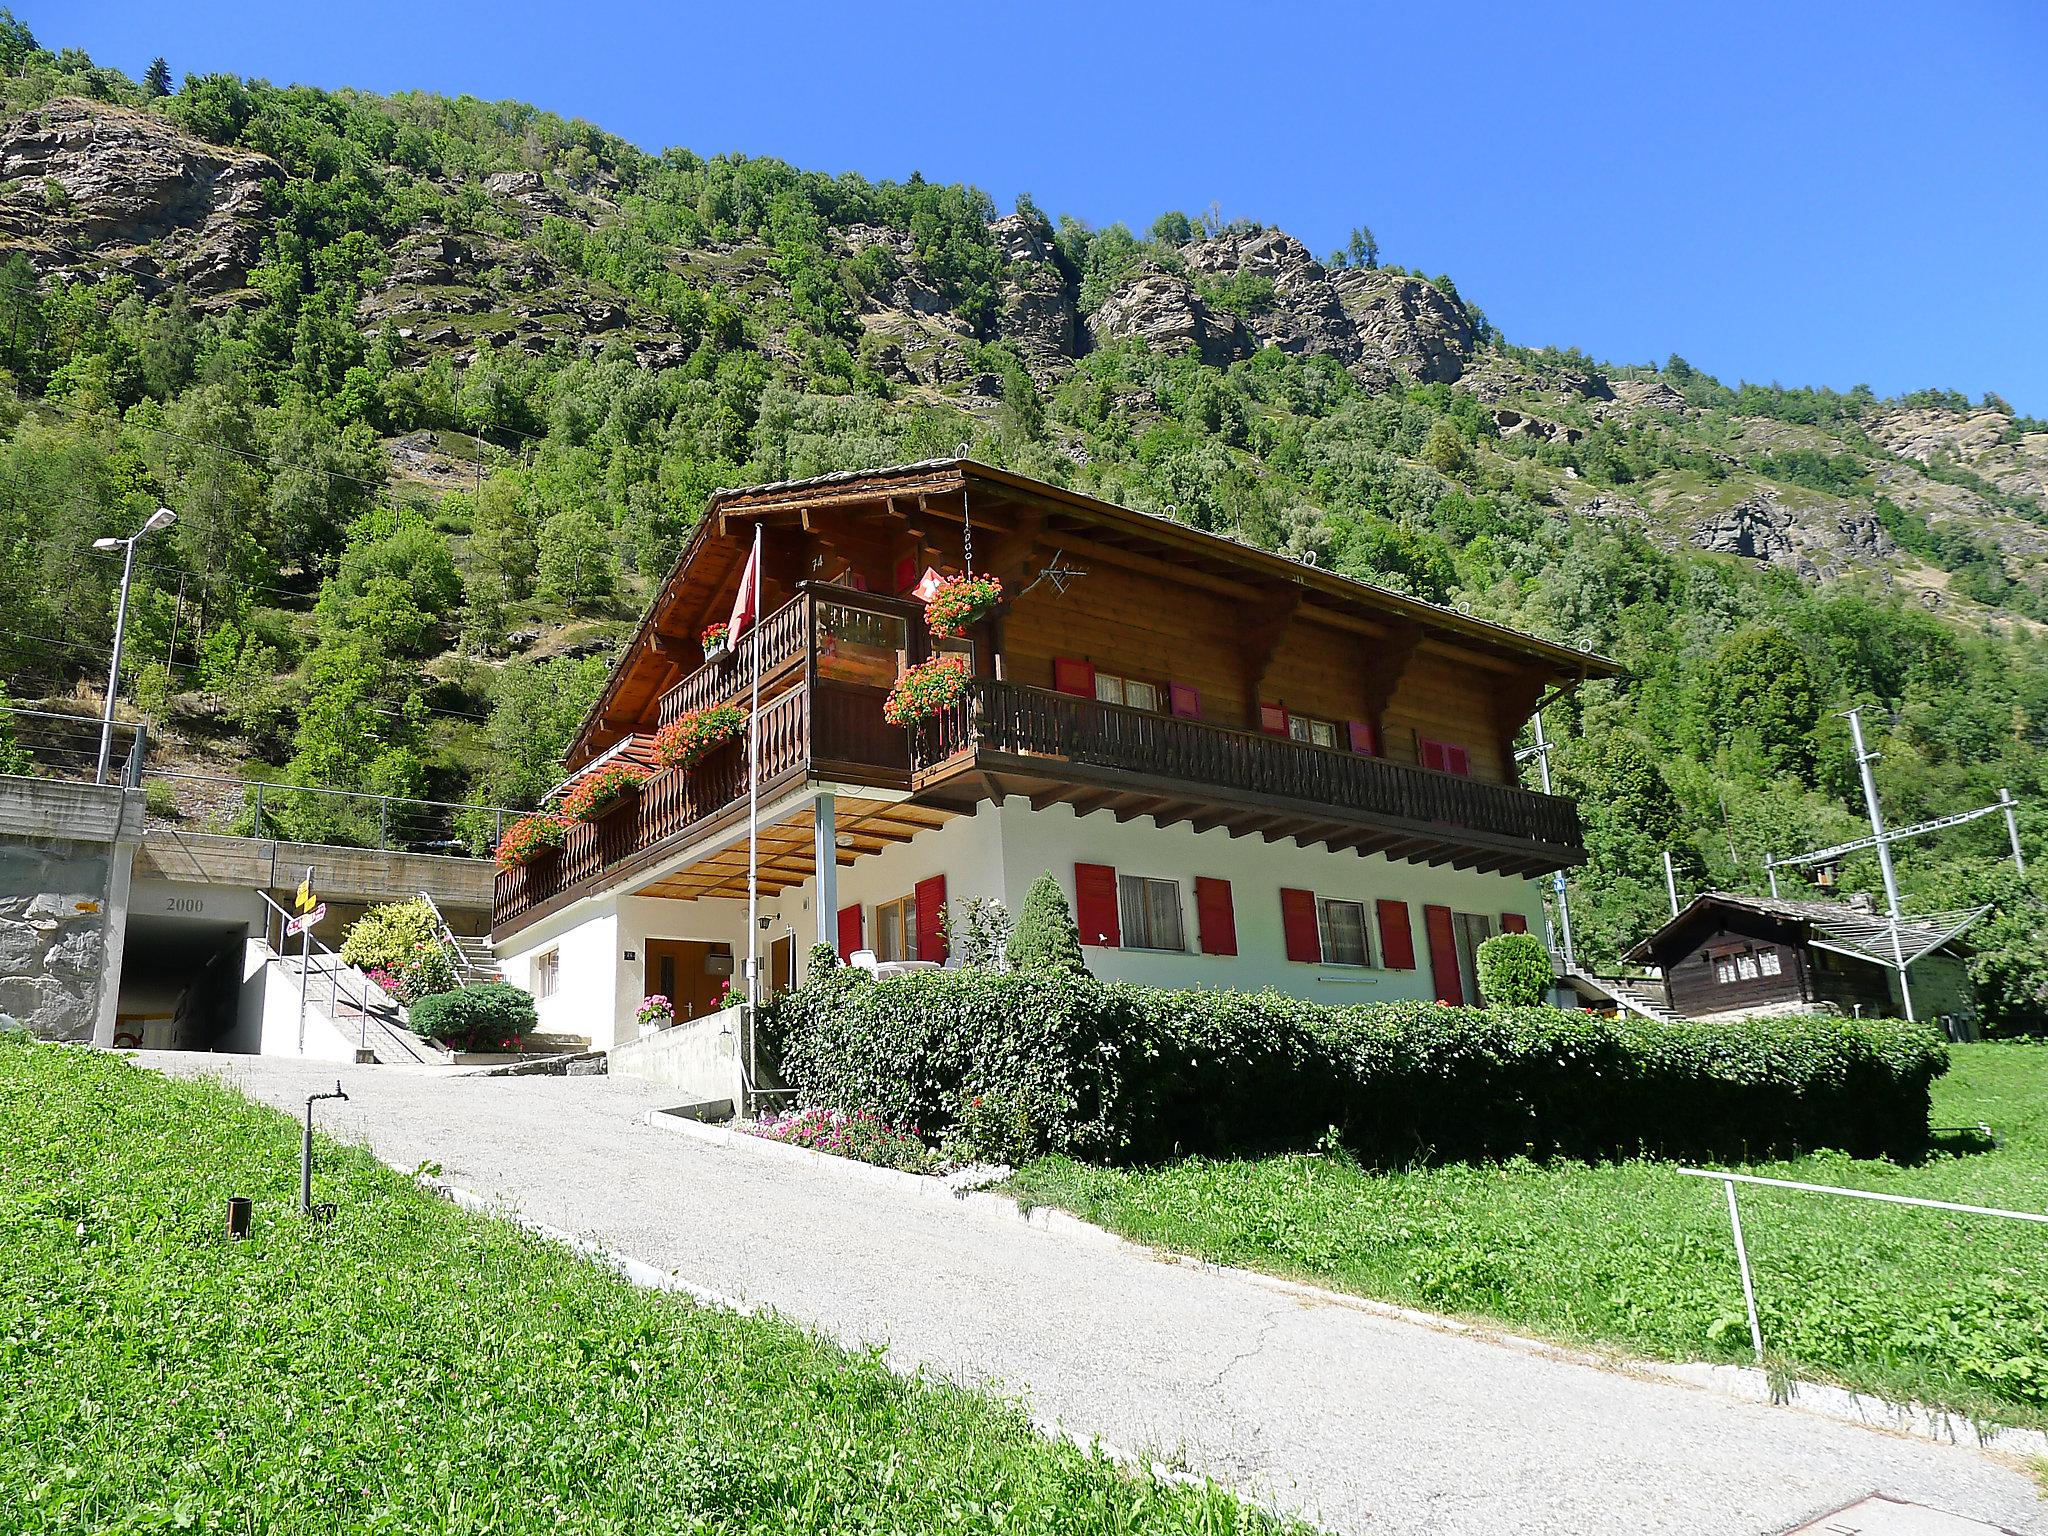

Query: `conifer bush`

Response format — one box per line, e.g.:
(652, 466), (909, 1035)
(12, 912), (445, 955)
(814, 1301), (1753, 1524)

(1006, 873), (1090, 977)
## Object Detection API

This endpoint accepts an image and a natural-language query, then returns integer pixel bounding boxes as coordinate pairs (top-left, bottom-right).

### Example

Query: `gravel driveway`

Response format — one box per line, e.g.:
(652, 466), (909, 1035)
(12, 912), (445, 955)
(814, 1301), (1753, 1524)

(137, 1052), (2048, 1536)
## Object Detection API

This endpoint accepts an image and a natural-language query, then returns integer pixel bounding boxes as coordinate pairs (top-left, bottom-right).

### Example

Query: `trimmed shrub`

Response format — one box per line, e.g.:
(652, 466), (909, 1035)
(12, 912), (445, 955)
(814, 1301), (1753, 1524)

(761, 970), (1948, 1166)
(1477, 932), (1551, 1007)
(1006, 873), (1089, 977)
(408, 982), (537, 1051)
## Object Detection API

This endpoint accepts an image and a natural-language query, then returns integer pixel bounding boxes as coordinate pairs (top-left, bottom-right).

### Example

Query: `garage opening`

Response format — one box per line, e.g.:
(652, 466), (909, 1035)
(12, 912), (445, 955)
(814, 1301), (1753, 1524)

(112, 914), (251, 1051)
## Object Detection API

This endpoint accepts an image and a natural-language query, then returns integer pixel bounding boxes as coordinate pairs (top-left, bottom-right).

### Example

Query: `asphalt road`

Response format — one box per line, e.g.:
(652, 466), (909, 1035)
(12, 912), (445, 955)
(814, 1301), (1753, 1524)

(137, 1052), (2048, 1536)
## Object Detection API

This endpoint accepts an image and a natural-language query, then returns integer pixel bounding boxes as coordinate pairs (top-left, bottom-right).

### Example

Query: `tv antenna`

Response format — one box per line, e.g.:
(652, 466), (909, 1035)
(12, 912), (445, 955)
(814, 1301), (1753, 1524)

(1017, 548), (1088, 600)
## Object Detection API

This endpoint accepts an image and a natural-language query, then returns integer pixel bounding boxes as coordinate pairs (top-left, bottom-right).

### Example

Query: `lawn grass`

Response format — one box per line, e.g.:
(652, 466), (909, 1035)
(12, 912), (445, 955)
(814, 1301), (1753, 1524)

(1006, 1041), (2048, 1428)
(0, 1040), (1296, 1535)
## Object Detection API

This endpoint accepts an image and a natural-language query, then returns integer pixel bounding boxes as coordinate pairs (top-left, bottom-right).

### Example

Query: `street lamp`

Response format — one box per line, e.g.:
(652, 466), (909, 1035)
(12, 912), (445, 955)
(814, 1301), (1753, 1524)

(92, 506), (176, 785)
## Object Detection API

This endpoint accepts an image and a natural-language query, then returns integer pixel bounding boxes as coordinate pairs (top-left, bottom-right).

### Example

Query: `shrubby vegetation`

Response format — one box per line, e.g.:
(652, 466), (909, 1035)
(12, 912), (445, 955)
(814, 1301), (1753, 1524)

(763, 968), (1946, 1165)
(406, 979), (535, 1049)
(4, 16), (2047, 1021)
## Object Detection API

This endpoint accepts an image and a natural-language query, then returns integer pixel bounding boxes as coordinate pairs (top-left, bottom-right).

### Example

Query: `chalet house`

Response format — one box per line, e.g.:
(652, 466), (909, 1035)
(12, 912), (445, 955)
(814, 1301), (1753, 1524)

(1622, 892), (1983, 1029)
(490, 461), (1618, 1048)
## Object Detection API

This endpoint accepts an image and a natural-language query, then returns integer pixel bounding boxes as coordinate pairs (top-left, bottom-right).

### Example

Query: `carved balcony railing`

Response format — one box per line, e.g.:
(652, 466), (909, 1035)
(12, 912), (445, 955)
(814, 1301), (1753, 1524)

(908, 679), (1584, 854)
(657, 594), (809, 727)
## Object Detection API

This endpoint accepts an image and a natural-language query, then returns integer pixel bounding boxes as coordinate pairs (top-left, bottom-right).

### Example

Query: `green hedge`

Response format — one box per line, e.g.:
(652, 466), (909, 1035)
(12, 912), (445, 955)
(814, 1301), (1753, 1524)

(761, 971), (1948, 1165)
(407, 982), (537, 1051)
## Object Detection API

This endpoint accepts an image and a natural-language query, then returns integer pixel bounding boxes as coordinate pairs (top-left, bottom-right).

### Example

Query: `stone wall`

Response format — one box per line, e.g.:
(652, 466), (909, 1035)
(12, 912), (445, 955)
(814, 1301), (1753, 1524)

(0, 840), (116, 1042)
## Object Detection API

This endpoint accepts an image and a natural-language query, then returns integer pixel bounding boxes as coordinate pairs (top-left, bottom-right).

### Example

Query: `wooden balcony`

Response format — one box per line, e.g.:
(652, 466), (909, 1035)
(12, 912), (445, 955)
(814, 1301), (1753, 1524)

(494, 680), (909, 933)
(908, 680), (1586, 876)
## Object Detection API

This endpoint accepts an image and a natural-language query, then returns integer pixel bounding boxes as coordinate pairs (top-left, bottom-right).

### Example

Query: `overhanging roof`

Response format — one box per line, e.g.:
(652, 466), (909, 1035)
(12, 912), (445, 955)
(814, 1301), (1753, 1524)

(1624, 891), (1989, 968)
(567, 459), (1623, 769)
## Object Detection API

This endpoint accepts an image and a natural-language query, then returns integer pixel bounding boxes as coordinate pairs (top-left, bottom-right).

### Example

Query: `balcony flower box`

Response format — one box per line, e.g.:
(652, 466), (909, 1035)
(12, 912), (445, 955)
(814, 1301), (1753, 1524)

(495, 812), (571, 871)
(560, 762), (651, 824)
(700, 621), (731, 661)
(636, 993), (675, 1031)
(883, 654), (971, 726)
(653, 702), (748, 769)
(923, 573), (1003, 638)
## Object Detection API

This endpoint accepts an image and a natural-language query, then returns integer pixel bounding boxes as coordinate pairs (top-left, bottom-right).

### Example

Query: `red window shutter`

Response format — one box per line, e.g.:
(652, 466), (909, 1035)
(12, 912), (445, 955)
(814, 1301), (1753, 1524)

(893, 555), (916, 594)
(1500, 912), (1528, 935)
(836, 903), (864, 962)
(1260, 701), (1290, 737)
(1074, 863), (1120, 947)
(1376, 899), (1416, 969)
(1280, 887), (1321, 963)
(1446, 745), (1471, 777)
(1169, 683), (1201, 719)
(914, 875), (948, 963)
(1194, 877), (1237, 956)
(1347, 719), (1377, 755)
(1053, 657), (1096, 697)
(1423, 904), (1462, 1004)
(1420, 737), (1448, 772)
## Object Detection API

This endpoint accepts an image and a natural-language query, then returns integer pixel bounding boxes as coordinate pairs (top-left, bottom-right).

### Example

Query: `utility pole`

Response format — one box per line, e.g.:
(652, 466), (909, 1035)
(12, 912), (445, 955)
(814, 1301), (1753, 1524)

(1662, 849), (1681, 917)
(1842, 707), (1915, 1022)
(1523, 713), (1577, 971)
(2001, 788), (2026, 874)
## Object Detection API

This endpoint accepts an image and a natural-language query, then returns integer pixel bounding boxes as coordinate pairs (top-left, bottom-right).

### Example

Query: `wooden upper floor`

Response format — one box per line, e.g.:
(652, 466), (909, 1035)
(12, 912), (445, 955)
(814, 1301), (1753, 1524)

(499, 462), (1619, 935)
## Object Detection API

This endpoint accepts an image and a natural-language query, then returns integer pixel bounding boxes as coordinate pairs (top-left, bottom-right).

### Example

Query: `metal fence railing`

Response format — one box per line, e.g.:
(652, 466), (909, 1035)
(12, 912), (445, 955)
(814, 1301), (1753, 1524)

(1680, 1166), (2048, 1364)
(0, 705), (146, 787)
(1, 705), (522, 856)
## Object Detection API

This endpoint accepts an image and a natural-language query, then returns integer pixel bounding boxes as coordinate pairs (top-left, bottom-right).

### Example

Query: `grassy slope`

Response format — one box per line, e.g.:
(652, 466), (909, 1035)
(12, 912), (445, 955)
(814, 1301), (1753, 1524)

(1007, 1042), (2048, 1427)
(0, 1041), (1294, 1536)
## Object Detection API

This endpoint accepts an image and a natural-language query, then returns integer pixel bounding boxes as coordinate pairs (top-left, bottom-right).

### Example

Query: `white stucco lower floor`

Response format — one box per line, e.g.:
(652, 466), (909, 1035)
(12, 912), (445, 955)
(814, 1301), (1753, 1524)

(495, 790), (1553, 1052)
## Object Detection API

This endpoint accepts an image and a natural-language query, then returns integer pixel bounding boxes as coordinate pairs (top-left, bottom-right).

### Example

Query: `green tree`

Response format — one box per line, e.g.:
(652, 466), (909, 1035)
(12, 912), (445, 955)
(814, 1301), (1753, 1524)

(1348, 225), (1379, 269)
(1476, 932), (1551, 1006)
(1420, 420), (1467, 476)
(142, 56), (172, 97)
(536, 506), (615, 605)
(1006, 873), (1089, 977)
(477, 655), (611, 809)
(1692, 628), (1822, 779)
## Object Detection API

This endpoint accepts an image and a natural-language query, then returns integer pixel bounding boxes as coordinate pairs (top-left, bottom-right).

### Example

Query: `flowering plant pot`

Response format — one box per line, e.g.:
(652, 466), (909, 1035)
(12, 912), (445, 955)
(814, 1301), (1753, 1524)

(923, 573), (1003, 638)
(700, 621), (731, 660)
(560, 762), (651, 823)
(636, 993), (675, 1031)
(652, 702), (748, 769)
(883, 654), (972, 726)
(494, 812), (571, 871)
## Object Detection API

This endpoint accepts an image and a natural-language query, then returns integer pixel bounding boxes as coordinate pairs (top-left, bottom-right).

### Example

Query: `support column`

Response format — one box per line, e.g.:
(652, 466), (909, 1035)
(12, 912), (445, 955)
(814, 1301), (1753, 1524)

(812, 790), (837, 961)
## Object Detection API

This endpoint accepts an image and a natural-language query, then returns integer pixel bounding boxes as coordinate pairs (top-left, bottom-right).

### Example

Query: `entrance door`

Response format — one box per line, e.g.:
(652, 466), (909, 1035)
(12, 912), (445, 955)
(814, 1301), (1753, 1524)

(769, 932), (794, 997)
(644, 939), (734, 1022)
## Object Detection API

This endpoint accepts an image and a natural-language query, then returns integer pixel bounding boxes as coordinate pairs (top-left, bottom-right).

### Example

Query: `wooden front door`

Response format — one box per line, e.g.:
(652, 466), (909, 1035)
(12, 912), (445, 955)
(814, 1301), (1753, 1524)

(769, 932), (794, 997)
(645, 939), (733, 1022)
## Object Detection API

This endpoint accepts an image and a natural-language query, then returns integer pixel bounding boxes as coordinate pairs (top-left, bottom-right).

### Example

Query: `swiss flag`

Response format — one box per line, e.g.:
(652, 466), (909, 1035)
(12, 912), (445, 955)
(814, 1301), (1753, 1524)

(911, 566), (945, 602)
(728, 533), (761, 639)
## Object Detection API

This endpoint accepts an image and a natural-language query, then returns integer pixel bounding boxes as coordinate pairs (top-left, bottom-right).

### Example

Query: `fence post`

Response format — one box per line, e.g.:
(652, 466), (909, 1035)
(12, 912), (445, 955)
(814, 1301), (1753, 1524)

(379, 798), (389, 850)
(1722, 1177), (1765, 1365)
(253, 783), (265, 836)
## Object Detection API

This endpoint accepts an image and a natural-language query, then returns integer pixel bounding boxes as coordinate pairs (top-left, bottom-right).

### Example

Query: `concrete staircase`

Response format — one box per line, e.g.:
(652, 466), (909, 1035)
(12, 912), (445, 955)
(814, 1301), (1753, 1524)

(1598, 973), (1690, 1026)
(268, 946), (442, 1065)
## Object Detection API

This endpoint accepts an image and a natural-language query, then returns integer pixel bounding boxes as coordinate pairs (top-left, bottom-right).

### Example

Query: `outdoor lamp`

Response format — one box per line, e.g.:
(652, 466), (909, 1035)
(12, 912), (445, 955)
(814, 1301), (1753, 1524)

(94, 506), (178, 785)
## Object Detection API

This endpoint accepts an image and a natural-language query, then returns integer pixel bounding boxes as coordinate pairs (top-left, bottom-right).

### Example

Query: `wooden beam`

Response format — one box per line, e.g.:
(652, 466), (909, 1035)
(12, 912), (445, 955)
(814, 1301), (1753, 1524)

(1238, 588), (1304, 730)
(1363, 621), (1425, 731)
(1111, 795), (1170, 824)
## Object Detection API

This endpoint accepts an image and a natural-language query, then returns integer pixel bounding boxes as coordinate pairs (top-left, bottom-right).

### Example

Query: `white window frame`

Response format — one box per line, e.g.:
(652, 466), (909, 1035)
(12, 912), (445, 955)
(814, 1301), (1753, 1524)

(1290, 715), (1339, 750)
(534, 948), (560, 999)
(1758, 948), (1783, 977)
(1095, 670), (1162, 713)
(1118, 874), (1186, 952)
(1316, 896), (1373, 967)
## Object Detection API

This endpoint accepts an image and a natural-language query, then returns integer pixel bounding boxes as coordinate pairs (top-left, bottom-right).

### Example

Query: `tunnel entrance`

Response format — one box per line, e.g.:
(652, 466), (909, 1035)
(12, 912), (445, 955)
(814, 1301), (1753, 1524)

(111, 914), (251, 1051)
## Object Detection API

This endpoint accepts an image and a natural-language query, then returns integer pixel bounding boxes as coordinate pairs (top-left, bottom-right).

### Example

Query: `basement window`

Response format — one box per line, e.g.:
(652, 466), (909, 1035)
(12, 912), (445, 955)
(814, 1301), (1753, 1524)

(1118, 875), (1186, 952)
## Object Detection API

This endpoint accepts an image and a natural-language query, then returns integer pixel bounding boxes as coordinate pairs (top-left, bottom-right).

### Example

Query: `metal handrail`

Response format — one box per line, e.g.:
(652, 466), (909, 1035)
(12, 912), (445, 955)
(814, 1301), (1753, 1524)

(1679, 1166), (2048, 1365)
(253, 889), (429, 1064)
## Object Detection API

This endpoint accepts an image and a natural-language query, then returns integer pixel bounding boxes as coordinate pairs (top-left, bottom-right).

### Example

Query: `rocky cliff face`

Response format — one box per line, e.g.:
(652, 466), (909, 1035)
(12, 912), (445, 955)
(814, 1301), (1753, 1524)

(1092, 227), (1477, 385)
(1869, 407), (2048, 506)
(0, 97), (278, 299)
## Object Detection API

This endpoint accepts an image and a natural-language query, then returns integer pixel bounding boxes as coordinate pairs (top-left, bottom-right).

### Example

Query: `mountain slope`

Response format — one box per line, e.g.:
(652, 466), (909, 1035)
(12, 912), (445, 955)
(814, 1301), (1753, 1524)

(2, 18), (2047, 1023)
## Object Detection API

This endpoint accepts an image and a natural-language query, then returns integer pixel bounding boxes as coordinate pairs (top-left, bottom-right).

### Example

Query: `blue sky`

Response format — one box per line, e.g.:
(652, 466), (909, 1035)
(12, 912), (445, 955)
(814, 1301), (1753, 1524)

(44, 1), (2048, 413)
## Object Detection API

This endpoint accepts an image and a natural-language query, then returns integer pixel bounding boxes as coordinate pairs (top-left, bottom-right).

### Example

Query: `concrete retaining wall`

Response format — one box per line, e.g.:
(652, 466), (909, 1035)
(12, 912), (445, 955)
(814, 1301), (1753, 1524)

(608, 1005), (747, 1111)
(0, 778), (144, 1043)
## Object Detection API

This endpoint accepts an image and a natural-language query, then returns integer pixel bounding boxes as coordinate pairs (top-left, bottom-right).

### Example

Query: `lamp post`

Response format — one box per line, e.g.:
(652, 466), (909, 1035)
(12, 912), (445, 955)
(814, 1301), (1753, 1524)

(92, 506), (176, 785)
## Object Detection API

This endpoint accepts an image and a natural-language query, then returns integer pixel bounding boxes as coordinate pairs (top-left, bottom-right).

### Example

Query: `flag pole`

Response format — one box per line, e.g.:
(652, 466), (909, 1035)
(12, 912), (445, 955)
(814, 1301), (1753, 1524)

(744, 520), (763, 1106)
